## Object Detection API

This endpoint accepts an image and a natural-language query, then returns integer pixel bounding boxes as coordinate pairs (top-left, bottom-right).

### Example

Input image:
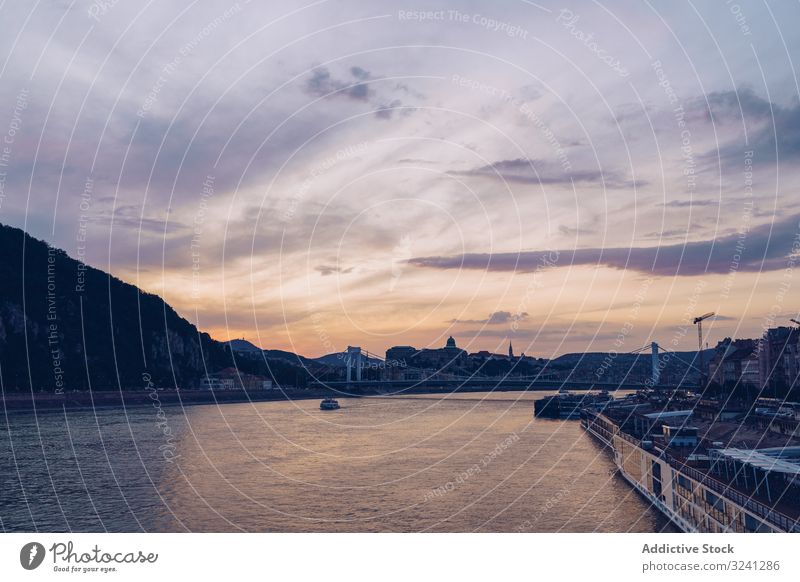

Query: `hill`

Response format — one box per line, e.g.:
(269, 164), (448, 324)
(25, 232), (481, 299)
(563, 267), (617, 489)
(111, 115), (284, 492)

(227, 339), (320, 368)
(0, 223), (232, 391)
(550, 348), (715, 385)
(0, 223), (313, 391)
(313, 352), (384, 368)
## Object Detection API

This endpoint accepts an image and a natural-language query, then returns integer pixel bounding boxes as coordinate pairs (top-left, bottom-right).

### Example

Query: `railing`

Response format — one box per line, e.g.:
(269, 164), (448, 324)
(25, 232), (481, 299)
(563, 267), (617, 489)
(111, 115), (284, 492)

(669, 460), (799, 533)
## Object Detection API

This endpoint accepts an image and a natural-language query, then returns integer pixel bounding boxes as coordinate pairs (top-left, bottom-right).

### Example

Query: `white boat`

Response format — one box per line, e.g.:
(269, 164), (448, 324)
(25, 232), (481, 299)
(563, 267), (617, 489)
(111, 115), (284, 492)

(320, 397), (340, 410)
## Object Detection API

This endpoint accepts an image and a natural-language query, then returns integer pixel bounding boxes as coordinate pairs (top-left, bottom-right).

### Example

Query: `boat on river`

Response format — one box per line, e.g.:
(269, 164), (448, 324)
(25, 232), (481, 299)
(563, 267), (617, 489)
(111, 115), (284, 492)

(320, 397), (340, 410)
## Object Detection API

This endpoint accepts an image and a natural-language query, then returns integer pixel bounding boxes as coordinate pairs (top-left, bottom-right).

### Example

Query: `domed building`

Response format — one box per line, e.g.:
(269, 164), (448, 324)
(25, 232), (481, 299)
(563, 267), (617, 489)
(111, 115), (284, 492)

(385, 336), (468, 372)
(422, 335), (468, 367)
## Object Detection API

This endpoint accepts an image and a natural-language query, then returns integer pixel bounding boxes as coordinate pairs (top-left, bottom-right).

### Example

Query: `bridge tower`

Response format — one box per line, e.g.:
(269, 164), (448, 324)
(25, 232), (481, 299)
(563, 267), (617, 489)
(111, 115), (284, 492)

(651, 342), (660, 386)
(346, 346), (363, 382)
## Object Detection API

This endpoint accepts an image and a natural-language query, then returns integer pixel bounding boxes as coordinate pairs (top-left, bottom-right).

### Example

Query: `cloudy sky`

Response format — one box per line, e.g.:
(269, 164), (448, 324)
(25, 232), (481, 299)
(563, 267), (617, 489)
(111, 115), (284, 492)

(1, 0), (799, 358)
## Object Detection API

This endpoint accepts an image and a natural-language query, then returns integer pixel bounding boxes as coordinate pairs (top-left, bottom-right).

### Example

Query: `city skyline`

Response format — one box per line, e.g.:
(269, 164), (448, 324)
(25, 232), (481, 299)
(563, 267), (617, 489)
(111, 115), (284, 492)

(1, 1), (799, 358)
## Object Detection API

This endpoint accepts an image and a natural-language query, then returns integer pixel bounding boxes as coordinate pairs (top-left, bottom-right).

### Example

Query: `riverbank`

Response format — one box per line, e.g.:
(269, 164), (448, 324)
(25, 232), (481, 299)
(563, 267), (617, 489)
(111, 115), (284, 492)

(0, 388), (335, 413)
(1, 384), (620, 413)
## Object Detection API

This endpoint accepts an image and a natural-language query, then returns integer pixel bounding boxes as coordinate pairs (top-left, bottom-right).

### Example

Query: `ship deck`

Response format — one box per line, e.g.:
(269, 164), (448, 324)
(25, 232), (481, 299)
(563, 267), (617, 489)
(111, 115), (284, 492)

(596, 402), (800, 524)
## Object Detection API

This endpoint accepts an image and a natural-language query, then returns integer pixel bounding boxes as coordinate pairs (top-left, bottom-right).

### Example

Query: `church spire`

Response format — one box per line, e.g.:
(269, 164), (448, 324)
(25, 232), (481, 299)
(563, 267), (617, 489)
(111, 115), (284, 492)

(508, 342), (514, 359)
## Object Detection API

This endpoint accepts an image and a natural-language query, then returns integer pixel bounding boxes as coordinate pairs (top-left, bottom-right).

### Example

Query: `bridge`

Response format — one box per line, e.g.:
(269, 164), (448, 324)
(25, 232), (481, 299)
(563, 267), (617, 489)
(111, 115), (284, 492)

(313, 342), (696, 393)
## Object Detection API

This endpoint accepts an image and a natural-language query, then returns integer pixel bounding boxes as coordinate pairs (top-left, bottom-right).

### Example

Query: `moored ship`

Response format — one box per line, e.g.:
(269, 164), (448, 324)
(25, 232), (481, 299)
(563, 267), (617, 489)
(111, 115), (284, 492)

(320, 397), (340, 410)
(534, 390), (613, 419)
(581, 394), (800, 533)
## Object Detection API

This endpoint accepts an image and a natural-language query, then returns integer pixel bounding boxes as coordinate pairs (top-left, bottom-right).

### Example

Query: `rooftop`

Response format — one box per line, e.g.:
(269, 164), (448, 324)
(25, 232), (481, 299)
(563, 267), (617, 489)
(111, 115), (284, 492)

(643, 409), (694, 419)
(710, 447), (800, 476)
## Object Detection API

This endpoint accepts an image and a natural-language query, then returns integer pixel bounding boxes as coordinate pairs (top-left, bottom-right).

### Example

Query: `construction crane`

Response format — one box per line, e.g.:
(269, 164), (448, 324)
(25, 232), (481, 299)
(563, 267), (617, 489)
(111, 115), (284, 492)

(693, 312), (715, 388)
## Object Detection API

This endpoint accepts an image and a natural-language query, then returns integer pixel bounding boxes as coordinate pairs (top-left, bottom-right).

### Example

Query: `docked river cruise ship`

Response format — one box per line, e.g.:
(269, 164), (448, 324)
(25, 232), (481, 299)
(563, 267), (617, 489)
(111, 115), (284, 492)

(581, 394), (800, 533)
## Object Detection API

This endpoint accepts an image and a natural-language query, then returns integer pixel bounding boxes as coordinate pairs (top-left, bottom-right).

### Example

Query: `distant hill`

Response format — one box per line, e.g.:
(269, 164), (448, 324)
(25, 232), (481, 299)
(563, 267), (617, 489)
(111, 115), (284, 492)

(228, 342), (386, 370)
(550, 348), (715, 385)
(227, 339), (320, 368)
(262, 349), (318, 368)
(552, 349), (714, 366)
(227, 338), (263, 353)
(313, 352), (384, 367)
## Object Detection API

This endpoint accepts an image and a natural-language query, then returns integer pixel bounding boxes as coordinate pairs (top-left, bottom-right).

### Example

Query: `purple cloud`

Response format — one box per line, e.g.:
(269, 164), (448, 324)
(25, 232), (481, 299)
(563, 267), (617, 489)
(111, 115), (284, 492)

(452, 158), (646, 189)
(411, 215), (800, 277)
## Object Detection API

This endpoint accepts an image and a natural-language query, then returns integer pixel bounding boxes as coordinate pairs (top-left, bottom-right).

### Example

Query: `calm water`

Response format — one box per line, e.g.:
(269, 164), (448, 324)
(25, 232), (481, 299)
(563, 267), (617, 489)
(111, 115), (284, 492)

(0, 392), (676, 532)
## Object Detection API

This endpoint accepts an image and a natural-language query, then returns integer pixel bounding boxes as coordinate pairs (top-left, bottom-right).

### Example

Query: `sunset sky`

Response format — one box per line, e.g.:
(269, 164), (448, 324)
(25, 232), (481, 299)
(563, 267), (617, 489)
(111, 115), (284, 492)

(1, 0), (799, 358)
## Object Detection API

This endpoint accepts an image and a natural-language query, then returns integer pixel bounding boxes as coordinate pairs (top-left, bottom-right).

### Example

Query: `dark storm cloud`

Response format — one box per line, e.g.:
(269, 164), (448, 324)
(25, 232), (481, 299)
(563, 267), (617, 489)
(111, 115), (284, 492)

(452, 158), (646, 189)
(410, 214), (800, 277)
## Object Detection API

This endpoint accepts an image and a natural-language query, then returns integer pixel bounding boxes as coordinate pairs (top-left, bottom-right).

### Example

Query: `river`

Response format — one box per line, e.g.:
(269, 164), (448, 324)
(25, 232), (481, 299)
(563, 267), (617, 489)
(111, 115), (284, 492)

(0, 391), (676, 532)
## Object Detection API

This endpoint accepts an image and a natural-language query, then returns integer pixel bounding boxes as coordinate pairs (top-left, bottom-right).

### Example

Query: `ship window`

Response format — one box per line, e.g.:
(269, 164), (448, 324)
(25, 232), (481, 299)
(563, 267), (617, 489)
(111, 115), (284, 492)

(744, 513), (770, 533)
(651, 461), (662, 496)
(705, 490), (725, 512)
(652, 461), (662, 479)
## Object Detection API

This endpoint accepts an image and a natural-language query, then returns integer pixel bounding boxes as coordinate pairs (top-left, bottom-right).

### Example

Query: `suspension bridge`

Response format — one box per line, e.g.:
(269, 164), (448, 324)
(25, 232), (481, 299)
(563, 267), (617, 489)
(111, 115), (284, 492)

(308, 342), (705, 392)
